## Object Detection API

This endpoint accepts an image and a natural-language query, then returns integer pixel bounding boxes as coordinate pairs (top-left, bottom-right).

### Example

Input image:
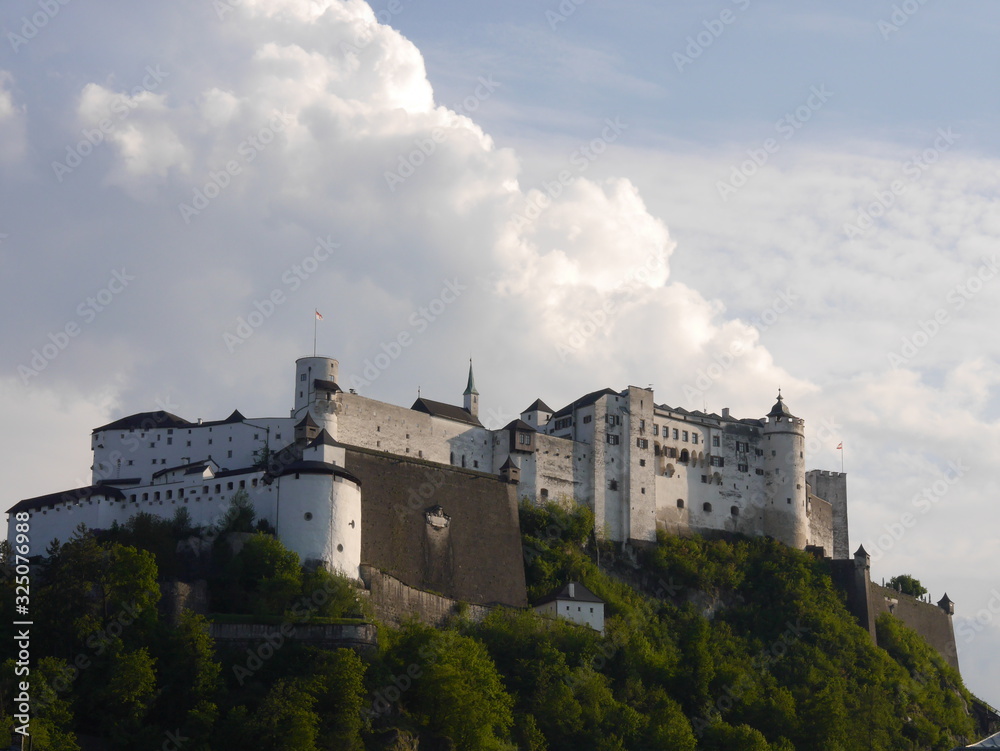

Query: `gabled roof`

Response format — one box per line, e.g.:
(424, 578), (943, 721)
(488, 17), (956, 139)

(307, 429), (342, 449)
(296, 413), (320, 428)
(410, 397), (482, 426)
(522, 398), (552, 414)
(93, 411), (192, 433)
(551, 388), (618, 419)
(7, 485), (126, 515)
(502, 419), (536, 433)
(196, 409), (248, 428)
(534, 581), (604, 606)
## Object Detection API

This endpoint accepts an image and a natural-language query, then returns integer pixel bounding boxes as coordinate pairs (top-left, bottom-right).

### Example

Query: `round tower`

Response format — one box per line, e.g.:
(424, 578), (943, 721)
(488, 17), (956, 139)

(293, 356), (340, 439)
(762, 392), (809, 549)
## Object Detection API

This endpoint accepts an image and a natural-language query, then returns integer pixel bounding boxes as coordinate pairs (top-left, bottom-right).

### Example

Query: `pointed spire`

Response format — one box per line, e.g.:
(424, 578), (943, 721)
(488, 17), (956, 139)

(464, 359), (479, 396)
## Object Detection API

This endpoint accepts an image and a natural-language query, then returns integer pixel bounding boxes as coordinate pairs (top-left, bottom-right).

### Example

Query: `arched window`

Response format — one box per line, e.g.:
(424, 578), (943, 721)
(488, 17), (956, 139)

(679, 449), (690, 463)
(731, 506), (739, 516)
(540, 488), (549, 499)
(665, 463), (676, 478)
(703, 502), (712, 513)
(676, 498), (684, 509)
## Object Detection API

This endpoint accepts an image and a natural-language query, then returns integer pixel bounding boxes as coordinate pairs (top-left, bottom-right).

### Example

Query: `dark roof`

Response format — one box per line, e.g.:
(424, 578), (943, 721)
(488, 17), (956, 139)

(410, 397), (482, 426)
(93, 411), (192, 433)
(464, 361), (479, 396)
(502, 419), (536, 433)
(499, 456), (518, 470)
(152, 460), (216, 480)
(276, 460), (361, 486)
(314, 379), (342, 393)
(214, 466), (263, 479)
(198, 409), (247, 428)
(767, 392), (795, 419)
(97, 477), (143, 486)
(551, 388), (618, 419)
(296, 413), (320, 428)
(522, 398), (553, 414)
(307, 429), (342, 449)
(535, 581), (604, 606)
(7, 485), (126, 515)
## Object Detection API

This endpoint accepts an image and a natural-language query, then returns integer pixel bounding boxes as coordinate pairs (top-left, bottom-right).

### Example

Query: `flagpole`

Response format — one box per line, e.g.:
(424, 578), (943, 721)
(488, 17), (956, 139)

(313, 312), (317, 357)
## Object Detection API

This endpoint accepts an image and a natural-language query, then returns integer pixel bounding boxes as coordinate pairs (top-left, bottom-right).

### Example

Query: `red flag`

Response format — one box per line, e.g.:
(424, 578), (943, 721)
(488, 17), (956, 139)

(836, 442), (843, 450)
(315, 310), (323, 320)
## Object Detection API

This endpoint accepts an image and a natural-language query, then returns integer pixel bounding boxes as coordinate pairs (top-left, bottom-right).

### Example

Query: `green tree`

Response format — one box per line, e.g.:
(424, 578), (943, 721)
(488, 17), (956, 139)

(252, 679), (320, 751)
(888, 574), (928, 597)
(221, 489), (256, 533)
(309, 648), (368, 750)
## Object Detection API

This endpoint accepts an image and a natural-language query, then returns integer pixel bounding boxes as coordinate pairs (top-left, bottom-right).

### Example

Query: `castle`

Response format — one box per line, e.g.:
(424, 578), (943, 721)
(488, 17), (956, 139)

(7, 354), (849, 572)
(8, 353), (966, 675)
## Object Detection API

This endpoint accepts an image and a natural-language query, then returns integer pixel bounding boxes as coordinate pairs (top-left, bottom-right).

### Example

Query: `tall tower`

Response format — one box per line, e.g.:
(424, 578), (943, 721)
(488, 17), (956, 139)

(293, 356), (340, 439)
(463, 360), (479, 419)
(762, 392), (809, 549)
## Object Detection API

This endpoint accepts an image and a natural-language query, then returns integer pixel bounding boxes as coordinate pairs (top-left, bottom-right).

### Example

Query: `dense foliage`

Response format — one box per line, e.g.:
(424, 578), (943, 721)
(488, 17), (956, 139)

(0, 500), (983, 750)
(888, 574), (929, 597)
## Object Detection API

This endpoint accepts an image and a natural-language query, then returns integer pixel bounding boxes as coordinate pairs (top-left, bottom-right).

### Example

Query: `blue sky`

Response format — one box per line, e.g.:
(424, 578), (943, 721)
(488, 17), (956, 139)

(1, 0), (998, 704)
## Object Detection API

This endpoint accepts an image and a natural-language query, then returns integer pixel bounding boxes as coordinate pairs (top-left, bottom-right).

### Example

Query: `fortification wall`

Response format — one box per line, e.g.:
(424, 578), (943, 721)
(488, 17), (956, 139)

(870, 583), (960, 671)
(345, 447), (528, 607)
(360, 565), (492, 628)
(807, 495), (833, 557)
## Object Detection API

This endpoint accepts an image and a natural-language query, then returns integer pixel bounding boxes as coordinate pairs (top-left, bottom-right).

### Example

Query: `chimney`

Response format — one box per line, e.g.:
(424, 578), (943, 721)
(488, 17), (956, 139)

(722, 408), (730, 419)
(568, 583), (575, 598)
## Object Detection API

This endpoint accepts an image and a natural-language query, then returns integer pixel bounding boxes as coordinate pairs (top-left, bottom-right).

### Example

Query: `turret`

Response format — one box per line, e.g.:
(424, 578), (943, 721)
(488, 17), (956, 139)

(937, 593), (955, 615)
(293, 356), (340, 439)
(463, 360), (479, 419)
(762, 392), (808, 549)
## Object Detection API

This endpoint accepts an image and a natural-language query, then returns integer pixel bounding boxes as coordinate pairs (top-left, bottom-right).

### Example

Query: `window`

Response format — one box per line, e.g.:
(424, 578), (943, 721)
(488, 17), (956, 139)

(154, 492), (160, 501)
(607, 434), (620, 445)
(215, 484), (221, 493)
(554, 417), (572, 431)
(703, 502), (712, 512)
(736, 441), (749, 453)
(639, 419), (645, 431)
(227, 450), (233, 458)
(701, 475), (708, 483)
(731, 506), (739, 516)
(738, 462), (749, 473)
(606, 414), (621, 426)
(712, 435), (720, 447)
(186, 441), (191, 447)
(127, 460), (133, 466)
(710, 456), (724, 467)
(239, 480), (245, 489)
(608, 479), (618, 490)
(756, 468), (765, 475)
(673, 429), (679, 439)
(636, 438), (648, 449)
(756, 448), (764, 457)
(682, 431), (689, 442)
(540, 489), (549, 499)
(692, 434), (699, 444)
(676, 499), (684, 509)
(787, 498), (792, 504)
(641, 487), (646, 494)
(519, 433), (532, 446)
(167, 437), (172, 445)
(149, 442), (155, 448)
(653, 424), (659, 436)
(300, 373), (306, 381)
(473, 460), (479, 468)
(208, 439), (213, 445)
(179, 488), (184, 498)
(202, 486), (208, 494)
(583, 415), (592, 424)
(304, 512), (313, 520)
(639, 459), (646, 467)
(166, 490), (172, 499)
(142, 493), (149, 501)
(227, 482), (234, 490)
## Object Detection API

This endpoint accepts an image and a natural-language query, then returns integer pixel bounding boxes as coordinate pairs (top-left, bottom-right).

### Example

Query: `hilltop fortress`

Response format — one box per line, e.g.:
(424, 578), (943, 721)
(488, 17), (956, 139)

(8, 354), (848, 570)
(8, 353), (963, 672)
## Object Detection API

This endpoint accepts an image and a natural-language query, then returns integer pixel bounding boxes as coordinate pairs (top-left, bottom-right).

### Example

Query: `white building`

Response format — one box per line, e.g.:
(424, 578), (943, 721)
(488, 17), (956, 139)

(7, 353), (849, 571)
(533, 581), (606, 634)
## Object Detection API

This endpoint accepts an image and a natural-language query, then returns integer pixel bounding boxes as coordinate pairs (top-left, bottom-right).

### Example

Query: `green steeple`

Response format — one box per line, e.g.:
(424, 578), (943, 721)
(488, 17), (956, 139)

(464, 359), (479, 396)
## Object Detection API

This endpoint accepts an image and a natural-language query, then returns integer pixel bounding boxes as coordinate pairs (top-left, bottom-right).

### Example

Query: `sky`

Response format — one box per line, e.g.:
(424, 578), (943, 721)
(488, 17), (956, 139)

(1, 0), (998, 703)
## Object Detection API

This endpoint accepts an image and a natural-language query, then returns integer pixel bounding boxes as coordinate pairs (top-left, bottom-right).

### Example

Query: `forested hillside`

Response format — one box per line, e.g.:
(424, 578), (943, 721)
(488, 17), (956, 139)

(0, 501), (983, 750)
